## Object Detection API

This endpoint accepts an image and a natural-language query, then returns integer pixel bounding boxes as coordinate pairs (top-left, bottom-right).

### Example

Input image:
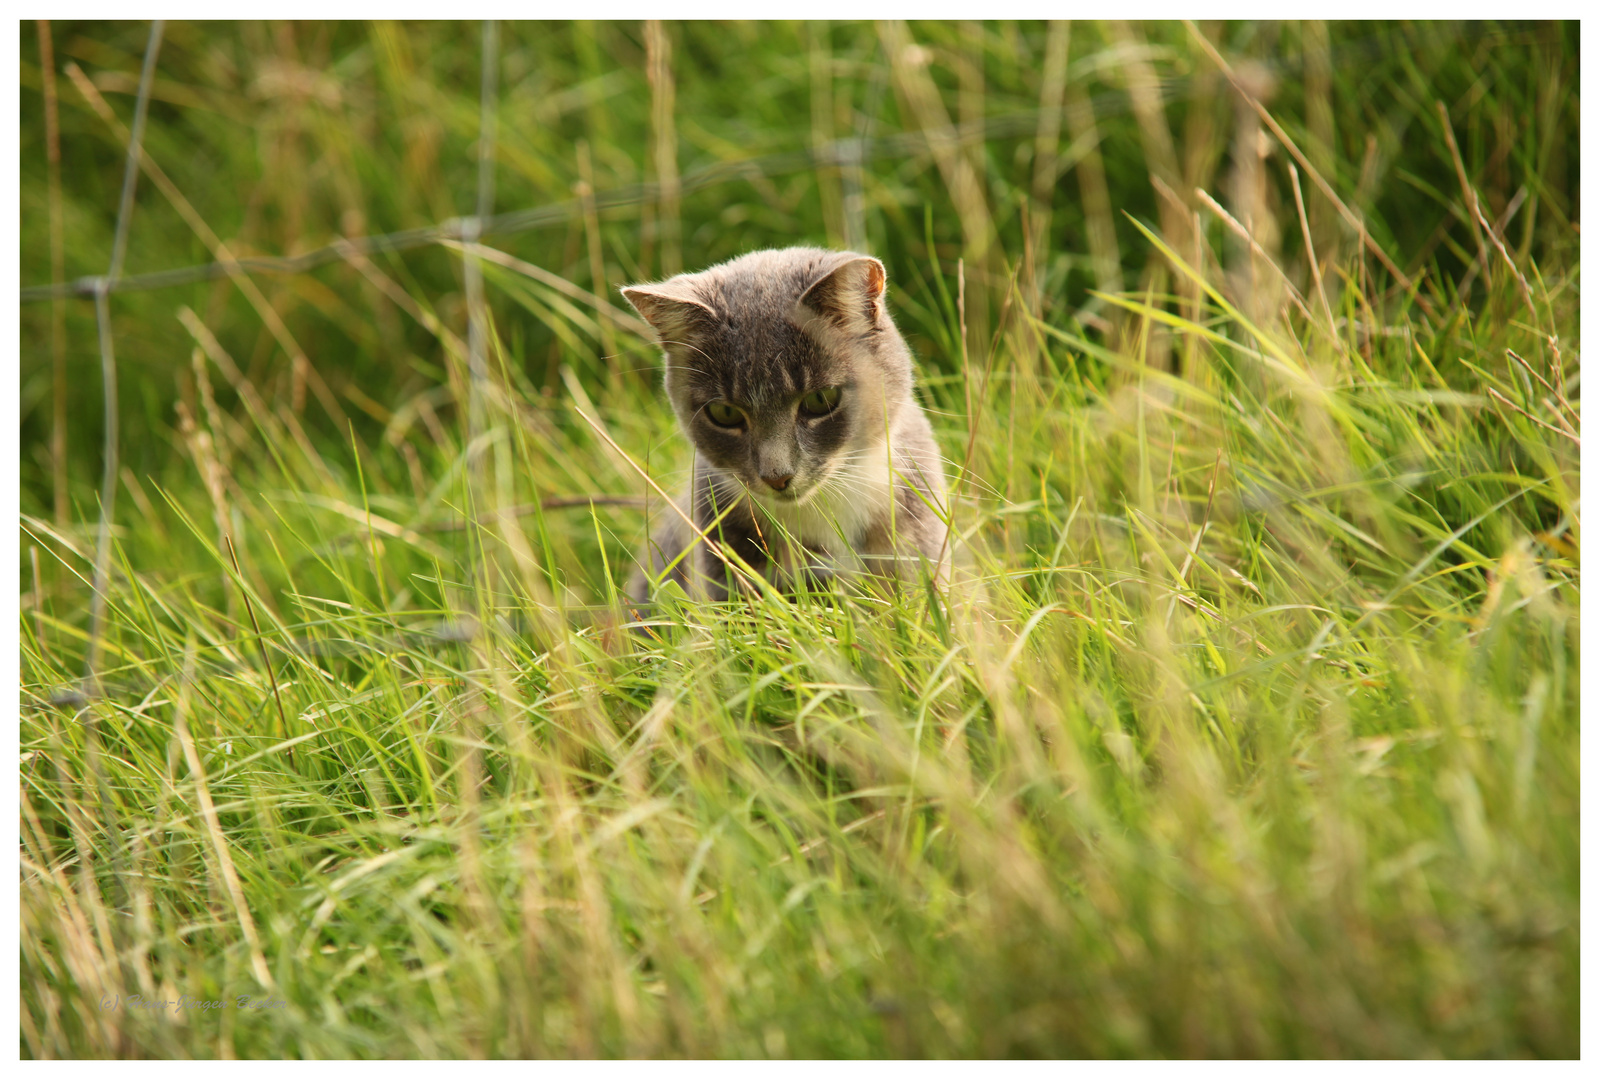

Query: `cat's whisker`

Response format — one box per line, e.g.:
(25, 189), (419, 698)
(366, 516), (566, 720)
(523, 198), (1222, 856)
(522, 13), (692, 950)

(656, 339), (716, 366)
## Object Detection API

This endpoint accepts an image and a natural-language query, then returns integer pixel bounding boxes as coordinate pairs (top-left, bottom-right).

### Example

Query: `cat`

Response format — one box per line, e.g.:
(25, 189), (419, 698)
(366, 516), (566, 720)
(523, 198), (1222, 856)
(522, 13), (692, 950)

(621, 247), (949, 602)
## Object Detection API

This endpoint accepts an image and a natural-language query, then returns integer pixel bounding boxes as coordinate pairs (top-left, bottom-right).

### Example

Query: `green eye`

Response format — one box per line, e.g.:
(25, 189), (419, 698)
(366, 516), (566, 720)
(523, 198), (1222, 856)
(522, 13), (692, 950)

(705, 400), (745, 428)
(800, 387), (842, 417)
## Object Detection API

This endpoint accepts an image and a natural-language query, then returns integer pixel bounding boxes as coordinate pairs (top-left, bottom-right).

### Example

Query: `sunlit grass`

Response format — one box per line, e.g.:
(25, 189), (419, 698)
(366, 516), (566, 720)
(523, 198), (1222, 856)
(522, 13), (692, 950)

(20, 20), (1578, 1058)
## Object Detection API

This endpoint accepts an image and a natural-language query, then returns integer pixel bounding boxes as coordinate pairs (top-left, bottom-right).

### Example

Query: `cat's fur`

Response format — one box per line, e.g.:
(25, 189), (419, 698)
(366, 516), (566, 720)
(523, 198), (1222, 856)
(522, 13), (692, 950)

(621, 247), (948, 602)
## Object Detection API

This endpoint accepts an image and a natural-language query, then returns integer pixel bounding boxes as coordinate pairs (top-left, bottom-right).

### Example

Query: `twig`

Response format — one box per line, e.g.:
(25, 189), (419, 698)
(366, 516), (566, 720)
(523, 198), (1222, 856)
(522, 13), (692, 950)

(1486, 386), (1579, 447)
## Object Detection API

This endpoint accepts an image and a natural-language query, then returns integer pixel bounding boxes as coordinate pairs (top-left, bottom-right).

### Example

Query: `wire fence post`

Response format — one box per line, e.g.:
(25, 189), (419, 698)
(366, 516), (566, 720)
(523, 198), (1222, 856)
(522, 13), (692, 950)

(82, 19), (163, 697)
(462, 18), (499, 646)
(454, 18), (503, 905)
(843, 47), (888, 253)
(465, 19), (498, 452)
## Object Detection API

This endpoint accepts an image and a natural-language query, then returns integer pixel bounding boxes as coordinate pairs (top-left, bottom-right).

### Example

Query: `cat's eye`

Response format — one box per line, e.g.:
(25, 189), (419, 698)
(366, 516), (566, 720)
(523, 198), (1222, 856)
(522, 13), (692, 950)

(799, 387), (842, 417)
(705, 400), (746, 428)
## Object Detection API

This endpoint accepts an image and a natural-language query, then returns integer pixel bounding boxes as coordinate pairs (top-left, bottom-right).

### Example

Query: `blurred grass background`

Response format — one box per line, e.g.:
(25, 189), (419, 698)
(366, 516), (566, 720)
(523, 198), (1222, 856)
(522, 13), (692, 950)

(19, 20), (1579, 1058)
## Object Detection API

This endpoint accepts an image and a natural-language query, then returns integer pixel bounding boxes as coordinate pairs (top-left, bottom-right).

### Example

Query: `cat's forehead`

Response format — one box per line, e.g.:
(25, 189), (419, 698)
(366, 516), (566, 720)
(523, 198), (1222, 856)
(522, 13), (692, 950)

(695, 316), (837, 407)
(700, 246), (847, 295)
(678, 256), (850, 404)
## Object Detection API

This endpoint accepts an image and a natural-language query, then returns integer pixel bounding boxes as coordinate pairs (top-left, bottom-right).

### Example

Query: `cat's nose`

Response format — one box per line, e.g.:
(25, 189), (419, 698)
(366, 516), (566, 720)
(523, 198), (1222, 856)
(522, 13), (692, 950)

(760, 471), (794, 492)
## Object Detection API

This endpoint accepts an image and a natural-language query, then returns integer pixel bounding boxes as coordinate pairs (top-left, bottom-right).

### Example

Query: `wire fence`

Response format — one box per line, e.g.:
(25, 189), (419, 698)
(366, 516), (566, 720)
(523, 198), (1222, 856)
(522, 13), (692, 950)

(20, 97), (1156, 306)
(32, 18), (1131, 694)
(25, 19), (1520, 696)
(81, 20), (163, 695)
(20, 22), (1512, 308)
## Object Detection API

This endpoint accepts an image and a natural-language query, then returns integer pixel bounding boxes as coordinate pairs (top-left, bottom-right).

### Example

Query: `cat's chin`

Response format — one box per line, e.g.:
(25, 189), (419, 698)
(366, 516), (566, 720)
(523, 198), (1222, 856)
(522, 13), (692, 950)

(748, 481), (830, 512)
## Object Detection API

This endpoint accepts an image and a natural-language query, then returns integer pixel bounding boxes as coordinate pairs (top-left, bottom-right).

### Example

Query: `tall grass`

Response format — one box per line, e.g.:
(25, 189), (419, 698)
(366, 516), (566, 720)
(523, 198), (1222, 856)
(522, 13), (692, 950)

(20, 21), (1578, 1057)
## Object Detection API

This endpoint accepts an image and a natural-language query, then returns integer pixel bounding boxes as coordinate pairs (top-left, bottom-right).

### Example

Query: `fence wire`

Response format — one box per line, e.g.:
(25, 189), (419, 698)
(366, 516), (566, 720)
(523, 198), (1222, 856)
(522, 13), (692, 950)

(25, 20), (1516, 700)
(19, 21), (1515, 310)
(19, 105), (1097, 304)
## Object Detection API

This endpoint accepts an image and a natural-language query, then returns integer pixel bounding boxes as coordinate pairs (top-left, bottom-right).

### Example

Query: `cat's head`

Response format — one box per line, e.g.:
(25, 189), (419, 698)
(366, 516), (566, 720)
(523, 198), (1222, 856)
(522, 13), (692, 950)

(622, 247), (914, 507)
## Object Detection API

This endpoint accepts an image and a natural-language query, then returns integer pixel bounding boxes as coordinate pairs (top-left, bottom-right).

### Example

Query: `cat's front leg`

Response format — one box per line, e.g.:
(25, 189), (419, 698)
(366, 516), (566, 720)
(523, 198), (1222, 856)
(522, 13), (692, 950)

(691, 509), (772, 601)
(858, 487), (950, 591)
(766, 541), (842, 596)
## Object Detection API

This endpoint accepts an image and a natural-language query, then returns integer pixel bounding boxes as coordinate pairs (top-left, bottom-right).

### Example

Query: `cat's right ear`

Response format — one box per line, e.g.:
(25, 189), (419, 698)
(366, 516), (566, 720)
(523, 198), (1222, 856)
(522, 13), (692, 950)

(620, 283), (716, 347)
(798, 255), (887, 337)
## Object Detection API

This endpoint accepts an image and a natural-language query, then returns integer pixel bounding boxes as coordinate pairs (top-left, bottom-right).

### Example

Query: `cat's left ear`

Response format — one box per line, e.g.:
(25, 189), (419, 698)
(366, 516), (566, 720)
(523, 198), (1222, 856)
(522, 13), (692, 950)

(620, 281), (717, 346)
(799, 255), (886, 336)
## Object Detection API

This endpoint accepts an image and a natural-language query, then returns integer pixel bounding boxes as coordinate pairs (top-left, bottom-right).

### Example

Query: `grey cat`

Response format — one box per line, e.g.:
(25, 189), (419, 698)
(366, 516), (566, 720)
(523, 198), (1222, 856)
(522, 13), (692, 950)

(621, 247), (949, 602)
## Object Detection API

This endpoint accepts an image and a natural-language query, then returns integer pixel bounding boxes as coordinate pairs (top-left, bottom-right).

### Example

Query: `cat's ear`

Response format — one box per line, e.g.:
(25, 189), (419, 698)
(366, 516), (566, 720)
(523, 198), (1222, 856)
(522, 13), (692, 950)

(620, 282), (716, 346)
(798, 255), (887, 336)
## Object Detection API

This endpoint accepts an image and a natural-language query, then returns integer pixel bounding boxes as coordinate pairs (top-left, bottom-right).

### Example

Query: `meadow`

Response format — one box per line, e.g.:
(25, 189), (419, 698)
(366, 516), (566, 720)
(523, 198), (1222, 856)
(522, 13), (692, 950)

(18, 20), (1579, 1057)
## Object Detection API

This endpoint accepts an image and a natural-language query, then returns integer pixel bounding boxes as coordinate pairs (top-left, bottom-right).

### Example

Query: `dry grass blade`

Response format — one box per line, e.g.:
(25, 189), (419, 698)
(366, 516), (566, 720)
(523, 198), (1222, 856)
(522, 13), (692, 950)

(448, 240), (651, 338)
(335, 239), (468, 360)
(576, 138), (622, 382)
(1456, 186), (1528, 299)
(1109, 21), (1189, 251)
(1191, 186), (1319, 327)
(1472, 194), (1545, 335)
(1288, 162), (1337, 331)
(172, 641), (276, 991)
(1436, 100), (1492, 281)
(1028, 20), (1070, 310)
(645, 20), (681, 278)
(38, 21), (69, 529)
(1486, 386), (1579, 447)
(880, 19), (994, 340)
(1506, 348), (1574, 419)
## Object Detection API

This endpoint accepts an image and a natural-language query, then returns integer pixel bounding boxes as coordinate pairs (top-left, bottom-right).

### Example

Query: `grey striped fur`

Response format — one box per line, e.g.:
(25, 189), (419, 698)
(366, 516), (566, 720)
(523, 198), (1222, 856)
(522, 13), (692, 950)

(622, 247), (948, 601)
